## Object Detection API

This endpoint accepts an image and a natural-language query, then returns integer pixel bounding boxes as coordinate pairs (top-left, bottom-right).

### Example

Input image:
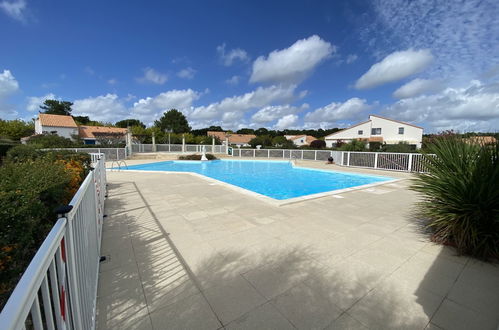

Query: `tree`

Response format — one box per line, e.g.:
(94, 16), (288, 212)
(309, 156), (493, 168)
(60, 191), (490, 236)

(237, 128), (255, 135)
(40, 100), (73, 116)
(310, 139), (326, 149)
(115, 119), (146, 128)
(0, 119), (34, 140)
(254, 127), (269, 136)
(73, 116), (91, 125)
(249, 135), (273, 148)
(154, 109), (191, 133)
(339, 139), (366, 151)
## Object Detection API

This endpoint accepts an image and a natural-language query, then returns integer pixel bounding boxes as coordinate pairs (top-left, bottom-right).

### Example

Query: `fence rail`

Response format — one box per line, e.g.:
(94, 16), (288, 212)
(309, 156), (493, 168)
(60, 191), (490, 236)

(341, 151), (431, 172)
(0, 154), (107, 329)
(230, 148), (431, 173)
(131, 144), (227, 154)
(231, 148), (342, 162)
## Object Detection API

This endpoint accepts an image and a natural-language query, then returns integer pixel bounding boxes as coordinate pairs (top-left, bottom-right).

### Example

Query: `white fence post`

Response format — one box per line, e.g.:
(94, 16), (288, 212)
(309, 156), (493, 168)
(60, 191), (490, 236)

(374, 153), (378, 169)
(253, 149), (256, 158)
(314, 150), (317, 161)
(268, 149), (270, 158)
(347, 152), (351, 166)
(301, 150), (304, 160)
(408, 153), (413, 172)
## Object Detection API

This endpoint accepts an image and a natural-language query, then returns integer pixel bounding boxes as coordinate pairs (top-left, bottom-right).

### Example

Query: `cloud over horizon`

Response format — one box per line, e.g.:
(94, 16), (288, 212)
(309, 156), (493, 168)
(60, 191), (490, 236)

(355, 49), (433, 89)
(250, 35), (334, 85)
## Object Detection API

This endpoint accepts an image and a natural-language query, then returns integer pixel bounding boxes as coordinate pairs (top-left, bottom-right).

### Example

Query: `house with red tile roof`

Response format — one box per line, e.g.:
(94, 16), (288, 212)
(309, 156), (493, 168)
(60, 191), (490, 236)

(35, 114), (79, 139)
(207, 131), (256, 147)
(324, 115), (423, 149)
(34, 114), (127, 145)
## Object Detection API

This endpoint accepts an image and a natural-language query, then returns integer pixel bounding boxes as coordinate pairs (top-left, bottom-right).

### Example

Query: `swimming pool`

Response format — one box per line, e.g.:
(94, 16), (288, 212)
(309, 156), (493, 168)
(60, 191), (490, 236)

(124, 160), (394, 200)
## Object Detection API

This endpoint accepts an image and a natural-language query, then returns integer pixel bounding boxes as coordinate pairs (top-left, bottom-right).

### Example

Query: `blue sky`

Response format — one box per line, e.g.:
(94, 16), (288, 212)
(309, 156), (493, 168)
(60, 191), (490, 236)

(1, 0), (498, 132)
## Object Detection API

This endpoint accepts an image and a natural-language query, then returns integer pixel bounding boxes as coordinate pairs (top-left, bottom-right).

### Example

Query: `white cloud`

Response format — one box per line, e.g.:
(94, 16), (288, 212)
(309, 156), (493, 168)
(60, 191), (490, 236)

(26, 93), (56, 112)
(131, 89), (201, 124)
(355, 49), (433, 89)
(137, 67), (168, 85)
(225, 75), (240, 86)
(73, 94), (128, 123)
(274, 114), (299, 130)
(393, 78), (442, 99)
(216, 43), (249, 66)
(177, 67), (196, 80)
(346, 54), (358, 64)
(304, 98), (371, 125)
(107, 78), (118, 85)
(250, 35), (334, 84)
(363, 0), (499, 82)
(0, 69), (19, 99)
(251, 104), (308, 124)
(0, 69), (19, 117)
(189, 85), (299, 125)
(0, 0), (26, 21)
(384, 80), (499, 132)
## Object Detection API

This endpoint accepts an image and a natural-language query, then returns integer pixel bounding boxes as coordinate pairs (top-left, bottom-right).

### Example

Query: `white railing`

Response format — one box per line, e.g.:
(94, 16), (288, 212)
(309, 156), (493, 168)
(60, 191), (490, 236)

(0, 155), (107, 329)
(131, 144), (227, 154)
(230, 148), (431, 173)
(230, 148), (342, 162)
(341, 151), (431, 172)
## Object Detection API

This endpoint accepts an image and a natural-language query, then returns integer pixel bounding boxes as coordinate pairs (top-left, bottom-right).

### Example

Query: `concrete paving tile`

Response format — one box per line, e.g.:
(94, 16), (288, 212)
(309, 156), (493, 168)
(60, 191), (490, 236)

(432, 299), (498, 330)
(325, 313), (367, 329)
(447, 279), (499, 320)
(225, 302), (295, 330)
(149, 292), (221, 330)
(348, 282), (443, 330)
(271, 281), (342, 330)
(204, 275), (266, 325)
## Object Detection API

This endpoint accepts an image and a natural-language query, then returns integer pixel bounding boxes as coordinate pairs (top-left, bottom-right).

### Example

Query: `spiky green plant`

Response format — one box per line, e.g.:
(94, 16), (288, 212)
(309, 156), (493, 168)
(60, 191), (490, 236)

(411, 136), (499, 260)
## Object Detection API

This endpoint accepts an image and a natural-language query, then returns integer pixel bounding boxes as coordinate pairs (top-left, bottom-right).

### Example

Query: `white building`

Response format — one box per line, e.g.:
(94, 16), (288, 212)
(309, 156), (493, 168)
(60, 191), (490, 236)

(324, 115), (423, 149)
(34, 114), (78, 139)
(284, 135), (317, 146)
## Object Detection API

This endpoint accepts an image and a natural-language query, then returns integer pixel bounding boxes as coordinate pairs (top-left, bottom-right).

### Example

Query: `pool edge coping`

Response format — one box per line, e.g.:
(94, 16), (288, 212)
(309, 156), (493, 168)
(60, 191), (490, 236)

(110, 168), (403, 207)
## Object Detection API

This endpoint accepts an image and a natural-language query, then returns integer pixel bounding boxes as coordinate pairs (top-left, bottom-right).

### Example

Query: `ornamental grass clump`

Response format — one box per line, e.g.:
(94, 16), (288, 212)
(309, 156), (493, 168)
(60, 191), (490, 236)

(411, 136), (499, 260)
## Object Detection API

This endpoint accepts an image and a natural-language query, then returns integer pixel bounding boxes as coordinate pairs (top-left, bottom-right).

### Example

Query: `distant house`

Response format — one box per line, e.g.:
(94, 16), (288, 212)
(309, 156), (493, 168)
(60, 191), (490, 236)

(207, 131), (256, 147)
(33, 114), (128, 145)
(35, 114), (78, 139)
(284, 135), (317, 146)
(78, 125), (128, 145)
(324, 115), (423, 149)
(464, 136), (497, 146)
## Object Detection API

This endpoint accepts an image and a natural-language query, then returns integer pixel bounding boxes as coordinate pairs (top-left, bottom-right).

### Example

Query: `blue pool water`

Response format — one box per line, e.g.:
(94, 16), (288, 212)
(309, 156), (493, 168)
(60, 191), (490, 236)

(125, 160), (393, 200)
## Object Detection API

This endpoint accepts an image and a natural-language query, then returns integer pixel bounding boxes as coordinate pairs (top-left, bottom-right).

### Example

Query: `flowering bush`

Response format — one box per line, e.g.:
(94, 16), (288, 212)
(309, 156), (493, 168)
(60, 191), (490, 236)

(0, 147), (92, 308)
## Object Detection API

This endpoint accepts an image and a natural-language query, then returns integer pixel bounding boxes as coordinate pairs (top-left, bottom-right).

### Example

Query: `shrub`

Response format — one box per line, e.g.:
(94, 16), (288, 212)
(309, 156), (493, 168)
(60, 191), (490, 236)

(309, 139), (326, 149)
(339, 139), (366, 151)
(0, 159), (73, 307)
(178, 153), (217, 160)
(5, 145), (42, 162)
(382, 142), (416, 153)
(411, 137), (499, 260)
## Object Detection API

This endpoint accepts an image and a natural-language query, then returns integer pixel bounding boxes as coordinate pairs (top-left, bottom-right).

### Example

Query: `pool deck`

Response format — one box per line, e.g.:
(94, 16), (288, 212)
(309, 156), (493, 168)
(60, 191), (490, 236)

(96, 160), (499, 329)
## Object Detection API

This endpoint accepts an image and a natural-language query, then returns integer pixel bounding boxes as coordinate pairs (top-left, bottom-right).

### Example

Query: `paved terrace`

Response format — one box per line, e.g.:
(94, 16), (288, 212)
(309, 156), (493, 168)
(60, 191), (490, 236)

(96, 160), (499, 330)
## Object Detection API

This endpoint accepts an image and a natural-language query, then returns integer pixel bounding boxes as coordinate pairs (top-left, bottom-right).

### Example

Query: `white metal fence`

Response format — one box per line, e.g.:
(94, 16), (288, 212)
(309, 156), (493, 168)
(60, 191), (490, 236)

(230, 148), (342, 162)
(340, 151), (431, 172)
(131, 144), (227, 154)
(0, 154), (107, 329)
(230, 148), (431, 173)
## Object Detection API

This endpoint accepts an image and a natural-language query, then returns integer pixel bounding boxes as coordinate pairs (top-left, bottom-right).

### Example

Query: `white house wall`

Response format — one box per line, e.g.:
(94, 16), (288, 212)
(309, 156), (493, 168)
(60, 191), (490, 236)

(40, 125), (78, 139)
(369, 116), (422, 146)
(324, 121), (371, 147)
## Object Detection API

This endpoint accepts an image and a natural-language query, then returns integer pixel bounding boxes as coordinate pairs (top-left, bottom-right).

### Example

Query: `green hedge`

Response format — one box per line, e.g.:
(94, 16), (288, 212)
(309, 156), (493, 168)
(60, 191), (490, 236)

(0, 146), (92, 308)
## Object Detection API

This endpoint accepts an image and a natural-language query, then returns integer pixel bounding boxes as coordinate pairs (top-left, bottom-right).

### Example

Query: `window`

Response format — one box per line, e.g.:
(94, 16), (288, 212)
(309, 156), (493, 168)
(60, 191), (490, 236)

(371, 128), (382, 135)
(358, 130), (363, 135)
(398, 127), (404, 134)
